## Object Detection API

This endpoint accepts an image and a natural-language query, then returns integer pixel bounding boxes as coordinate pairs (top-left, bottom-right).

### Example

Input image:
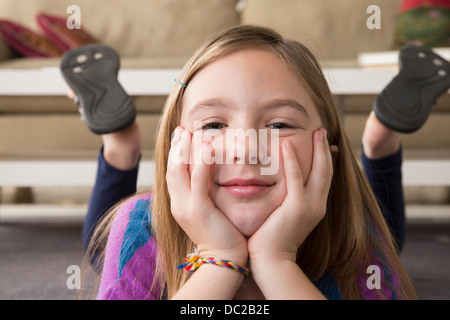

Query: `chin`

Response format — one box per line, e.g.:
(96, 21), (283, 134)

(217, 202), (277, 237)
(210, 181), (286, 237)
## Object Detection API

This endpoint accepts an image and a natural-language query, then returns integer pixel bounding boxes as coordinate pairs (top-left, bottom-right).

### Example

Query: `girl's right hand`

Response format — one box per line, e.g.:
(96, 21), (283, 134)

(166, 127), (248, 265)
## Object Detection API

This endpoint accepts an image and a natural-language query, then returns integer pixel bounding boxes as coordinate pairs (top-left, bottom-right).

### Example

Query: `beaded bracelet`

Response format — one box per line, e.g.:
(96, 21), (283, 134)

(177, 251), (250, 277)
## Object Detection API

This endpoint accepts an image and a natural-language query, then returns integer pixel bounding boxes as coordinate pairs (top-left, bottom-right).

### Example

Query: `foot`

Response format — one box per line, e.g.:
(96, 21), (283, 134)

(362, 111), (401, 159)
(60, 44), (136, 134)
(103, 122), (141, 170)
(374, 44), (450, 133)
(66, 87), (141, 170)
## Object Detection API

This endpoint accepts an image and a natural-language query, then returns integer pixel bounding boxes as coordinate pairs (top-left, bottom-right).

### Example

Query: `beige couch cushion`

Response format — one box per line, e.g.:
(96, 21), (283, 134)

(0, 0), (239, 60)
(0, 113), (161, 155)
(242, 0), (402, 61)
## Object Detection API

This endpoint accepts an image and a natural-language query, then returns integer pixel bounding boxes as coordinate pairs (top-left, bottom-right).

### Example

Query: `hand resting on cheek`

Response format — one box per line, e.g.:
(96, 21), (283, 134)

(167, 126), (335, 264)
(248, 128), (335, 263)
(166, 126), (248, 266)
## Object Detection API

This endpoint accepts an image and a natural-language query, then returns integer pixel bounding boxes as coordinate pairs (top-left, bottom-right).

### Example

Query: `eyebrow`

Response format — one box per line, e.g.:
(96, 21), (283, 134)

(263, 98), (310, 119)
(187, 97), (231, 119)
(186, 97), (310, 119)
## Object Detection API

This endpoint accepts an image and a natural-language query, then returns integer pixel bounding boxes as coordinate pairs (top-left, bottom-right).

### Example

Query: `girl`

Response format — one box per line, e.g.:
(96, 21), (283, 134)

(74, 25), (420, 299)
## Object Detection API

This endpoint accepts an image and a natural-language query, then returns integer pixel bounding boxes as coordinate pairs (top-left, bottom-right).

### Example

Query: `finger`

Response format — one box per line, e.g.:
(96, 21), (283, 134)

(190, 142), (213, 202)
(324, 136), (334, 182)
(330, 144), (339, 168)
(169, 127), (190, 166)
(323, 131), (334, 195)
(167, 129), (192, 201)
(306, 129), (333, 202)
(282, 139), (304, 198)
(170, 126), (184, 150)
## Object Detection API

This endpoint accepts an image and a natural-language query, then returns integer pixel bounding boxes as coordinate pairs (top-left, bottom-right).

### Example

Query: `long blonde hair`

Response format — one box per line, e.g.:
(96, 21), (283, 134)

(90, 25), (417, 300)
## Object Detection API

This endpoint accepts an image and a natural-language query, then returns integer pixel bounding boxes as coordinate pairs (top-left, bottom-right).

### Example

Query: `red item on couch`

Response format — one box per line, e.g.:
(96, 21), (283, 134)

(36, 13), (98, 53)
(0, 20), (62, 57)
(400, 0), (450, 12)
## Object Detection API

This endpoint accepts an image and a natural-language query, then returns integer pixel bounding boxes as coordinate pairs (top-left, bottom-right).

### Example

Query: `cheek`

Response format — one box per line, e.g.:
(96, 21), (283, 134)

(282, 136), (313, 184)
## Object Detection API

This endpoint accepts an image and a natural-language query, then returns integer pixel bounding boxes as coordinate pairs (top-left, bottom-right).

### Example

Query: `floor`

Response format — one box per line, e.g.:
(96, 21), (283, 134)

(0, 204), (449, 300)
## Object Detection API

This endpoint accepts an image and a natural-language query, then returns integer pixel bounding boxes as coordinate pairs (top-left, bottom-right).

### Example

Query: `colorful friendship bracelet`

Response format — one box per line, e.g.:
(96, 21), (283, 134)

(177, 252), (250, 277)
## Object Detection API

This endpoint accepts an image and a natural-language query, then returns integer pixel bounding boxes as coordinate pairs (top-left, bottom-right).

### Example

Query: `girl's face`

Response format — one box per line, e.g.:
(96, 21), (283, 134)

(180, 49), (322, 237)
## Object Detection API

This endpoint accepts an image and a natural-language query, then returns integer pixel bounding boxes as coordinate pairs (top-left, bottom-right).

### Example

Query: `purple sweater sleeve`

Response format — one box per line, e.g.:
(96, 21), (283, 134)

(96, 193), (161, 300)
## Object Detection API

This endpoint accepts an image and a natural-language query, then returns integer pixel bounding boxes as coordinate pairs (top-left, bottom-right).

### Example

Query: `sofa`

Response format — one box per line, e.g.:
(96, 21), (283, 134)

(0, 0), (242, 158)
(0, 0), (448, 203)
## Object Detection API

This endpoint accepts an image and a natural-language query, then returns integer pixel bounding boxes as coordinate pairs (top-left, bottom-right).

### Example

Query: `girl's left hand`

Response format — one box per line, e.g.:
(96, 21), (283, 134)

(248, 128), (334, 263)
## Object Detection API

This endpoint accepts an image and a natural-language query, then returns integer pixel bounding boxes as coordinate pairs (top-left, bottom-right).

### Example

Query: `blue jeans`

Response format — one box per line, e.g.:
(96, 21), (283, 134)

(82, 145), (406, 254)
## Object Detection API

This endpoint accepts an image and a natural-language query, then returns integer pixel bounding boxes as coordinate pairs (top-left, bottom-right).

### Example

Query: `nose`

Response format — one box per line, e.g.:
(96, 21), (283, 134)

(224, 128), (266, 165)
